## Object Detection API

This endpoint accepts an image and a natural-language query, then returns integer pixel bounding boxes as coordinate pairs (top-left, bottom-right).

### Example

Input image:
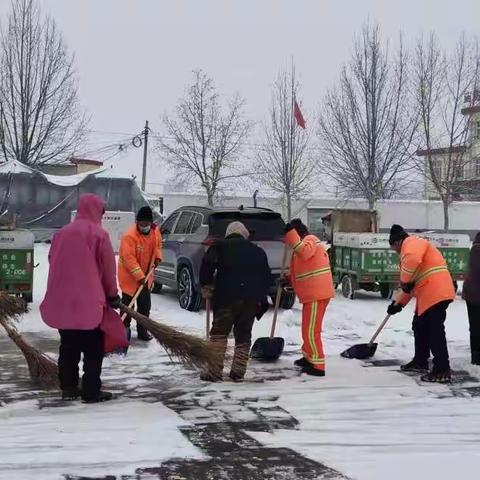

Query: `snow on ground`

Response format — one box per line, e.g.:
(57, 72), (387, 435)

(2, 243), (480, 479)
(0, 400), (202, 480)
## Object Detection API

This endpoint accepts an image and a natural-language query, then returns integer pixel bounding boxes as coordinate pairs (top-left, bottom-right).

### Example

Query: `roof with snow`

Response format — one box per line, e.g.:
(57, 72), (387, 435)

(0, 160), (157, 229)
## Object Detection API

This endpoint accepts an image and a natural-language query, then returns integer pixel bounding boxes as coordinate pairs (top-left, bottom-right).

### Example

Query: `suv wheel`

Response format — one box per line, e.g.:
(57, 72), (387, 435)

(177, 266), (201, 311)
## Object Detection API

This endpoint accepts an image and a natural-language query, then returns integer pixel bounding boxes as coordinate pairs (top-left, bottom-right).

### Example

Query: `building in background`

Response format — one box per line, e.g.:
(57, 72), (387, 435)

(154, 191), (480, 239)
(419, 95), (480, 200)
(0, 160), (159, 241)
(39, 157), (103, 176)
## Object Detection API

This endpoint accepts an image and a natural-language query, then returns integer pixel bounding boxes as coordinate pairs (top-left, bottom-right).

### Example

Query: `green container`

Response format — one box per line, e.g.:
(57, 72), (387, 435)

(439, 248), (470, 277)
(0, 229), (35, 303)
(332, 243), (469, 300)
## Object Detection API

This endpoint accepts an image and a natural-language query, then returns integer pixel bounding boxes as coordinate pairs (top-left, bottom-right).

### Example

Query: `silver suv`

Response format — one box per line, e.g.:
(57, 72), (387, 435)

(154, 206), (296, 311)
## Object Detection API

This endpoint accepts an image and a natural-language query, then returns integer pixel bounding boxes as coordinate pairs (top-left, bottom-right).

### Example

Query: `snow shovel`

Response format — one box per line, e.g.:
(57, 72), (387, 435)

(249, 246), (289, 361)
(340, 314), (391, 359)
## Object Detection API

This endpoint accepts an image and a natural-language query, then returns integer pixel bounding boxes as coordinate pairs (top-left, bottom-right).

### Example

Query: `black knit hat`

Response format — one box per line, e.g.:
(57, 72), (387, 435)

(389, 224), (409, 246)
(136, 206), (153, 222)
(291, 218), (308, 237)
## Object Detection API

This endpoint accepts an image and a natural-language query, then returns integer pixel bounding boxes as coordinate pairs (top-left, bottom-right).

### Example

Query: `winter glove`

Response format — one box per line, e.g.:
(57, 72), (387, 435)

(138, 277), (148, 287)
(387, 301), (403, 316)
(256, 297), (270, 321)
(108, 295), (122, 309)
(400, 282), (415, 294)
(283, 222), (295, 233)
(154, 258), (162, 267)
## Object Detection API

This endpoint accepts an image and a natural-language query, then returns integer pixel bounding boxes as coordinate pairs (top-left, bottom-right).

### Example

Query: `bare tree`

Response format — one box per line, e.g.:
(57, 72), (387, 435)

(413, 33), (480, 231)
(159, 70), (251, 206)
(256, 65), (314, 220)
(317, 23), (417, 209)
(0, 0), (86, 166)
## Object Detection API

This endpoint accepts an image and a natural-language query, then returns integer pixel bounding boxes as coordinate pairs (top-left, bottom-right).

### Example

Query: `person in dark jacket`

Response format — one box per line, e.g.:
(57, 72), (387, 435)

(463, 232), (480, 365)
(199, 221), (272, 382)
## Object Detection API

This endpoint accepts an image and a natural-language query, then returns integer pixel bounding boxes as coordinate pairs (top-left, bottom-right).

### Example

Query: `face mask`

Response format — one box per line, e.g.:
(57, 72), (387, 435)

(139, 225), (151, 235)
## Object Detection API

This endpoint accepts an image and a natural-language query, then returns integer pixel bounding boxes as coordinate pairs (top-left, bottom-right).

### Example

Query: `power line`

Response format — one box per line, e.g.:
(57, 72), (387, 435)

(77, 126), (320, 152)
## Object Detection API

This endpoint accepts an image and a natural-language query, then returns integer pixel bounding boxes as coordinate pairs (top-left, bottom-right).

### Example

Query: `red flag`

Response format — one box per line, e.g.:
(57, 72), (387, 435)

(294, 100), (306, 129)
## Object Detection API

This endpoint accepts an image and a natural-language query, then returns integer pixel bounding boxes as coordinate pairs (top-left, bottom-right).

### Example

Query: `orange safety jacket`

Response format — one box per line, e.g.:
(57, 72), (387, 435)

(395, 236), (455, 316)
(118, 224), (162, 296)
(284, 230), (335, 304)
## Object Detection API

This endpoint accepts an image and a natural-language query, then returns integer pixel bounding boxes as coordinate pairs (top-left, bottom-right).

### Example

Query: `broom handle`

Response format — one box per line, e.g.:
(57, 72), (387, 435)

(206, 298), (211, 340)
(0, 316), (18, 338)
(368, 314), (391, 345)
(120, 265), (156, 321)
(270, 245), (290, 338)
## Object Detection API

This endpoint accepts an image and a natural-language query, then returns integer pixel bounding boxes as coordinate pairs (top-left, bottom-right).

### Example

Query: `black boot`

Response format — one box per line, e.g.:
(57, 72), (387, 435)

(62, 387), (81, 401)
(229, 371), (244, 382)
(472, 352), (480, 366)
(137, 328), (153, 341)
(421, 370), (451, 384)
(82, 391), (114, 403)
(294, 357), (309, 368)
(302, 362), (326, 377)
(400, 359), (429, 372)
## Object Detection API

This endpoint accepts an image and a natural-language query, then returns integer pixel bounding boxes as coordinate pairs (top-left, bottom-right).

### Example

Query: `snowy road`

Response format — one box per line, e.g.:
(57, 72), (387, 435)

(1, 244), (480, 479)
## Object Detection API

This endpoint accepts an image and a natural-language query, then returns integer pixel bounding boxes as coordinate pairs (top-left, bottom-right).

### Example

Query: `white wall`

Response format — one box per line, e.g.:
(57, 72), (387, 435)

(157, 193), (480, 236)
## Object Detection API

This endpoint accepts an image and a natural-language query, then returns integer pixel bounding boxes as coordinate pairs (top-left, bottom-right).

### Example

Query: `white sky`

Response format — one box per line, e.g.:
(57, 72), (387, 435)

(1, 0), (479, 192)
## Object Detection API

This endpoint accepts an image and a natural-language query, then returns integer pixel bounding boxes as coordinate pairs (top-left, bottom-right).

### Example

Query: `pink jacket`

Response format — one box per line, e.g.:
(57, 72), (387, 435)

(40, 194), (127, 350)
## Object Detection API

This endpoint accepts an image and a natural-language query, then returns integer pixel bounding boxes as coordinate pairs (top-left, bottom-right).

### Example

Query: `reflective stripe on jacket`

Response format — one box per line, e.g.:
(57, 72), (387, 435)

(118, 224), (162, 296)
(284, 230), (335, 304)
(395, 236), (455, 315)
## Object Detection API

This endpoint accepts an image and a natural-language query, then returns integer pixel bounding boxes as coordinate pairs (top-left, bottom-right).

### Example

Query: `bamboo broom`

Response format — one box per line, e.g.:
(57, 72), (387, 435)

(119, 303), (224, 371)
(0, 292), (58, 389)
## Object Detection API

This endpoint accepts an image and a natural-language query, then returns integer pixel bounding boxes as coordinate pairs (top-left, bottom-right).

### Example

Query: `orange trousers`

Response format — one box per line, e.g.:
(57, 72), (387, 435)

(301, 299), (329, 371)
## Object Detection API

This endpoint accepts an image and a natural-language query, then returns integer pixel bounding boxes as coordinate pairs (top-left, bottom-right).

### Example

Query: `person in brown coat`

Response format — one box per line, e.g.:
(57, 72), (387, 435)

(463, 232), (480, 365)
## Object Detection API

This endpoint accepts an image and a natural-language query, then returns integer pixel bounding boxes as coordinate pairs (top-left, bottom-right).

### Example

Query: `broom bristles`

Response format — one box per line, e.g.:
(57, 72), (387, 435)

(120, 304), (224, 370)
(0, 292), (59, 389)
(0, 292), (27, 318)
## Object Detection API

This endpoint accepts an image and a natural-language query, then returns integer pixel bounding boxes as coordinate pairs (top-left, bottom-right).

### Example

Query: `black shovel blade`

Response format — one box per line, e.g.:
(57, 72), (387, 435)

(340, 342), (378, 360)
(250, 337), (285, 362)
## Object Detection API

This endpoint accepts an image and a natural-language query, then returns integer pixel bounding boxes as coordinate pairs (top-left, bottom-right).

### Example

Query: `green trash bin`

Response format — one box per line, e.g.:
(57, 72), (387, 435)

(0, 228), (35, 303)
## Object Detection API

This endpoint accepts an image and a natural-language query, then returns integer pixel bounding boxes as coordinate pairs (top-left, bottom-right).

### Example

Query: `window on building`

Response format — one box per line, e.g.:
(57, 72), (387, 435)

(431, 159), (443, 181)
(475, 157), (480, 178)
(454, 161), (464, 180)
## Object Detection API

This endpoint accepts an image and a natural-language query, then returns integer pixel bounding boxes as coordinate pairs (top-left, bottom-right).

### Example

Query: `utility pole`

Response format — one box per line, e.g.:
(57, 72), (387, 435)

(141, 120), (149, 191)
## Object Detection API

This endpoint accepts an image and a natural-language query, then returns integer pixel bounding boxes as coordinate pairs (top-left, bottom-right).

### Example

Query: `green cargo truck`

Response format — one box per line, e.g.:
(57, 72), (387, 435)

(332, 232), (470, 299)
(0, 228), (35, 303)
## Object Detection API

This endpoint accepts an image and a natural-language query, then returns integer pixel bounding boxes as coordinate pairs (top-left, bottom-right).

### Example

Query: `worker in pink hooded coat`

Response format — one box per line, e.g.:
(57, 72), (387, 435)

(40, 193), (127, 403)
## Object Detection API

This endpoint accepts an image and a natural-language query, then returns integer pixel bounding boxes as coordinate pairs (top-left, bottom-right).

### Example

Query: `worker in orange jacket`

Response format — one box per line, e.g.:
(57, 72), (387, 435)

(118, 206), (162, 341)
(284, 219), (335, 377)
(387, 224), (455, 383)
